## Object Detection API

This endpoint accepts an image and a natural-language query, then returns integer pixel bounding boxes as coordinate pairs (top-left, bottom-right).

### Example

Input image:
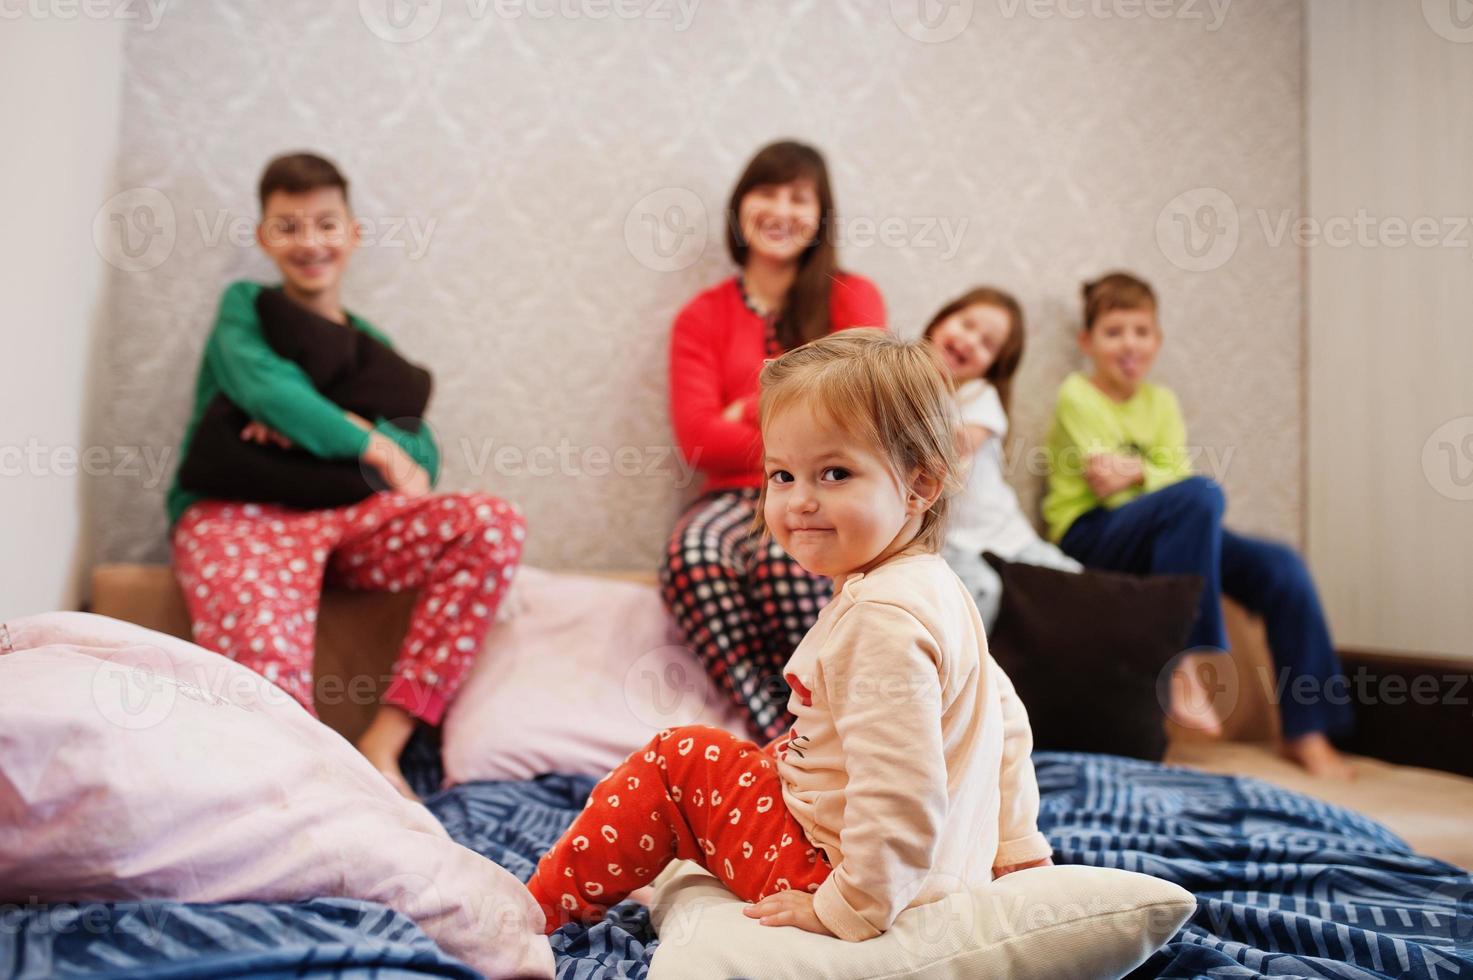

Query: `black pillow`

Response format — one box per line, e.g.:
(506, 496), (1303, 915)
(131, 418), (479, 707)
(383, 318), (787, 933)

(175, 288), (433, 510)
(253, 287), (431, 428)
(983, 552), (1203, 762)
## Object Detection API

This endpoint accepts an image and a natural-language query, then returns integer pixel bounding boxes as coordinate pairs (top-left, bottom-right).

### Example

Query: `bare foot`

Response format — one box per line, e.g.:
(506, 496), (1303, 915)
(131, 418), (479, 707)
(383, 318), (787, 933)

(356, 704), (420, 801)
(1168, 656), (1224, 736)
(1281, 732), (1355, 779)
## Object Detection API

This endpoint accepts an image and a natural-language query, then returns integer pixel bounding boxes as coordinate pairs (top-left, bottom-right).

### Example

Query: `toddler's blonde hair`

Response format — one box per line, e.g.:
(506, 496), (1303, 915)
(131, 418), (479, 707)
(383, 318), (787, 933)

(753, 330), (962, 553)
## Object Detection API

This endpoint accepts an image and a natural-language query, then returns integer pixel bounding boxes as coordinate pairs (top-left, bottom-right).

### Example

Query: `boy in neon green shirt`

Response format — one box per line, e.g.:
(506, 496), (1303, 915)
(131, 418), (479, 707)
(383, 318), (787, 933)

(1044, 272), (1352, 778)
(1042, 372), (1192, 543)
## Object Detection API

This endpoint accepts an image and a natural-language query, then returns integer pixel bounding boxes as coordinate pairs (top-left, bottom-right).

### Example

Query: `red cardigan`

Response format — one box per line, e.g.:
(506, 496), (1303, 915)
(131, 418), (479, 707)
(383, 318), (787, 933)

(669, 273), (886, 494)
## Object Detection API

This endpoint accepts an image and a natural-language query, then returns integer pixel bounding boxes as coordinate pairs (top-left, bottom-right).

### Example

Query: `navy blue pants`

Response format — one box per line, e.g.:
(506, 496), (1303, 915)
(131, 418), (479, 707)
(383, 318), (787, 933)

(1060, 476), (1351, 738)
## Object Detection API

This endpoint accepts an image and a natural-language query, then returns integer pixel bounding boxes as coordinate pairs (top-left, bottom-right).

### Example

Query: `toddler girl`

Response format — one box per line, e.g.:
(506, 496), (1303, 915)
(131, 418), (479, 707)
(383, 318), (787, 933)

(527, 331), (1052, 939)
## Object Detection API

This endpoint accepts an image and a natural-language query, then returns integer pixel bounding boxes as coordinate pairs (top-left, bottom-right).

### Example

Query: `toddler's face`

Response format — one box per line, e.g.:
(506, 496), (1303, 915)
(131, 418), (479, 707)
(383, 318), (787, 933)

(928, 302), (1012, 383)
(257, 187), (359, 299)
(762, 399), (917, 578)
(1080, 306), (1161, 395)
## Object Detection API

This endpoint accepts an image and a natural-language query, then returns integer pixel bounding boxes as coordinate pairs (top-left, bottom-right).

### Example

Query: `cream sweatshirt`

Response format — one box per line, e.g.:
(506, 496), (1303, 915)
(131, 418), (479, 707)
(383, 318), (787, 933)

(774, 551), (1053, 941)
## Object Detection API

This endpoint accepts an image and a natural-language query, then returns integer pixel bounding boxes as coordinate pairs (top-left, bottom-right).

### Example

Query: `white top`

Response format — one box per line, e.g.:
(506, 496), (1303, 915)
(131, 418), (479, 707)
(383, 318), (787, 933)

(946, 379), (1044, 559)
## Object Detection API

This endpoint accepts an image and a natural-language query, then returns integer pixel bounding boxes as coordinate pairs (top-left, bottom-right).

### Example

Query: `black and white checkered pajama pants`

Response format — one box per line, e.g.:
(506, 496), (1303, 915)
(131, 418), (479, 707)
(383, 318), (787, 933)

(658, 488), (831, 741)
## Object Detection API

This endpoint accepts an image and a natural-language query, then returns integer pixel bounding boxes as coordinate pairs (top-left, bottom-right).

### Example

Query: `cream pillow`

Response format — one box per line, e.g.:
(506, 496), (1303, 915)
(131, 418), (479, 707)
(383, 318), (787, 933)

(646, 861), (1193, 980)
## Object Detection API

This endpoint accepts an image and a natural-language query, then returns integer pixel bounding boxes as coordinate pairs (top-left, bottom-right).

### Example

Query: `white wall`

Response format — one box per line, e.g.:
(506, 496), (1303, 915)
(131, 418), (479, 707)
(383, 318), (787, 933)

(0, 15), (124, 618)
(1306, 0), (1473, 659)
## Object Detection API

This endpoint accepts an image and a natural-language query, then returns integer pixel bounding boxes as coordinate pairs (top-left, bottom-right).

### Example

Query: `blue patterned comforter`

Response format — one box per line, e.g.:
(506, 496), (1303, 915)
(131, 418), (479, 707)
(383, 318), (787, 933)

(1038, 753), (1472, 978)
(4, 746), (1470, 979)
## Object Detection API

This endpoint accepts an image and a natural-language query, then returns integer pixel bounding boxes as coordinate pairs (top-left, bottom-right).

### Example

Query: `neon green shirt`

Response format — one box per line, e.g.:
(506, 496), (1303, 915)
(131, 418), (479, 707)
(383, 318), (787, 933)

(165, 280), (440, 526)
(1042, 372), (1193, 542)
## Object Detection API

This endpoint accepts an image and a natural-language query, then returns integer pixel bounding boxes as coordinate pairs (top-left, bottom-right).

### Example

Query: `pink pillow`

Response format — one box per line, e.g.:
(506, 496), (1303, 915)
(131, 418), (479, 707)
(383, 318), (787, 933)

(0, 612), (553, 980)
(442, 568), (748, 785)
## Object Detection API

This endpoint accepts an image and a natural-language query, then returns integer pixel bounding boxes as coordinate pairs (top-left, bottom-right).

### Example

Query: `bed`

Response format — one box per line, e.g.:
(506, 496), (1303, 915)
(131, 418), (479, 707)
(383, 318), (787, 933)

(16, 567), (1462, 978)
(5, 724), (1469, 980)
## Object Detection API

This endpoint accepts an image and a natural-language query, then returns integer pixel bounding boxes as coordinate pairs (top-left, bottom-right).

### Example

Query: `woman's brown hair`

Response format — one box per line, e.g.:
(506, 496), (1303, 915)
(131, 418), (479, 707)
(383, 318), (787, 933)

(725, 140), (838, 351)
(1081, 271), (1157, 331)
(921, 286), (1026, 414)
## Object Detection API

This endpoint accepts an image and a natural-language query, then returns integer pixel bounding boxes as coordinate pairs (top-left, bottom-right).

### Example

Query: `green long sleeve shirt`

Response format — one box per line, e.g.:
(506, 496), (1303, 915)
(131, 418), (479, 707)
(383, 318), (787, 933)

(1041, 372), (1194, 543)
(166, 280), (440, 525)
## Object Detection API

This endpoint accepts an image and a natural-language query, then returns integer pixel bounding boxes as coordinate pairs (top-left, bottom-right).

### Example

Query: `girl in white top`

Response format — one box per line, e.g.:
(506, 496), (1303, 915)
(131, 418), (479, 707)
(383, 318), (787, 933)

(923, 287), (1081, 629)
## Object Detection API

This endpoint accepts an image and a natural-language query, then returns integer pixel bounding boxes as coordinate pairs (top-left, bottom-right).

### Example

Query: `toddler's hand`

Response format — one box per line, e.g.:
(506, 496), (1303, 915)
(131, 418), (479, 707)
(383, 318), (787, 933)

(743, 889), (833, 936)
(993, 856), (1053, 878)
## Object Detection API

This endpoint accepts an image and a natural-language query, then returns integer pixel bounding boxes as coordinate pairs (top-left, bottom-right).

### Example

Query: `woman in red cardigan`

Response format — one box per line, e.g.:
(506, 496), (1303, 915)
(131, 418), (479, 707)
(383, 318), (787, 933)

(660, 140), (886, 741)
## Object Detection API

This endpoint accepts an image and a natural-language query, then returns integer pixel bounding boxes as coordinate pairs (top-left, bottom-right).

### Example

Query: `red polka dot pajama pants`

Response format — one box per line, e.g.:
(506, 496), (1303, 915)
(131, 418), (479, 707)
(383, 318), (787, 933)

(526, 725), (830, 932)
(171, 491), (525, 724)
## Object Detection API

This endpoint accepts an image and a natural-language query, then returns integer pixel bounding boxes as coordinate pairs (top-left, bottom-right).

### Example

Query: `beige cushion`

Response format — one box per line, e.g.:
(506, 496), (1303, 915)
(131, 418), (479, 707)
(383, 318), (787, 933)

(646, 861), (1194, 980)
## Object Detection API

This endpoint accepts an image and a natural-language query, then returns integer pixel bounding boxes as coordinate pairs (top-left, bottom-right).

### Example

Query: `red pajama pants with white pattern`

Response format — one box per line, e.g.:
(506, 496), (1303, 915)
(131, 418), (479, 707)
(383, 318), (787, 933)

(526, 725), (831, 932)
(171, 491), (525, 725)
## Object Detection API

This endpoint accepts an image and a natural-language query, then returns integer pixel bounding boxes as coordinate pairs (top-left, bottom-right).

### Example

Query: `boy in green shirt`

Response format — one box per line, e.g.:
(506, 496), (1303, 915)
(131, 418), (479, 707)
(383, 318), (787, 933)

(1044, 272), (1352, 778)
(168, 153), (526, 798)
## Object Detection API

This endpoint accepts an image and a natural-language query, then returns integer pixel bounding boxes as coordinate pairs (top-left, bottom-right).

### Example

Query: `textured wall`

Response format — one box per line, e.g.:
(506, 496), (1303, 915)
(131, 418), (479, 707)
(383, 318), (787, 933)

(92, 0), (1304, 572)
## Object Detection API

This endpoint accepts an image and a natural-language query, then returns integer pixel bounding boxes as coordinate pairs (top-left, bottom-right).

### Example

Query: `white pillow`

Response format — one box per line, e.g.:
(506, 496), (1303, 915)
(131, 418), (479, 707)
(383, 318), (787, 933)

(646, 861), (1194, 980)
(0, 612), (553, 980)
(442, 567), (748, 785)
